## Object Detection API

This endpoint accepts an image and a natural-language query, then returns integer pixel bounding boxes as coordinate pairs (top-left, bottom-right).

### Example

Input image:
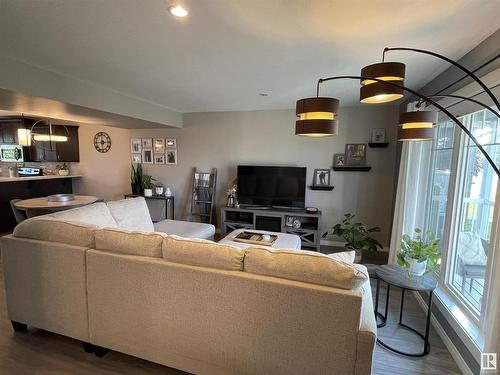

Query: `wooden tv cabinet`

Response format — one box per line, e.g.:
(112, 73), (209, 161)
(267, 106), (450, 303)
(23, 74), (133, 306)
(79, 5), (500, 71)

(221, 206), (322, 251)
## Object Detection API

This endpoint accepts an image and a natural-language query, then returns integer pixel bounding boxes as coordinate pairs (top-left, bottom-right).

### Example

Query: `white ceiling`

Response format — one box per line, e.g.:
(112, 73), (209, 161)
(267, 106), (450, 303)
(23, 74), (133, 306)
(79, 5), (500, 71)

(0, 0), (499, 113)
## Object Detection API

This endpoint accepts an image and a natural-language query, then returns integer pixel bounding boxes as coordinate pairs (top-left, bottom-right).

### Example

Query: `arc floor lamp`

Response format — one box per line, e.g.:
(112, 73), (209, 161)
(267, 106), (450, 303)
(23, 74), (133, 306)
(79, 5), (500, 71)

(296, 47), (500, 178)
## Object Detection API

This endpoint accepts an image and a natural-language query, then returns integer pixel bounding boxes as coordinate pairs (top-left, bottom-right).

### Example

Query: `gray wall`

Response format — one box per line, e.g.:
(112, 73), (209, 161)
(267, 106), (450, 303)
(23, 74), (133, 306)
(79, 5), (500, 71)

(124, 106), (399, 244)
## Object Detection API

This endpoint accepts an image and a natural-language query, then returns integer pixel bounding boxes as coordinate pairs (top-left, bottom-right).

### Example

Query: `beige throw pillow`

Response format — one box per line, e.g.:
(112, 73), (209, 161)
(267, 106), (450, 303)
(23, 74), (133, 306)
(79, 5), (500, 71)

(95, 227), (164, 257)
(328, 250), (356, 263)
(162, 235), (245, 271)
(244, 247), (368, 290)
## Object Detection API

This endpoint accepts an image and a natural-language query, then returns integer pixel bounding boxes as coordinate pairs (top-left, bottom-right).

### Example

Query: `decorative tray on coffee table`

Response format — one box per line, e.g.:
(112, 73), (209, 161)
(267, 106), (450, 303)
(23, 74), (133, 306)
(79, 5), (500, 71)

(233, 231), (277, 246)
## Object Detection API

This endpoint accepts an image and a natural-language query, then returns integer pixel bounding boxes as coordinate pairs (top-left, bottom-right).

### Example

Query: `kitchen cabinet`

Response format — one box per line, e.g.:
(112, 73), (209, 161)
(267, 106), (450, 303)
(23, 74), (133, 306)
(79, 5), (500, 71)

(0, 119), (22, 144)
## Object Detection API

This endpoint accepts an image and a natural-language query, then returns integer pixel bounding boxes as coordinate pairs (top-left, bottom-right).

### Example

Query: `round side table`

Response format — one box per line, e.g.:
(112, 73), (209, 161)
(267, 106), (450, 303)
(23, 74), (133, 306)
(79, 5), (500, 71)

(375, 264), (437, 357)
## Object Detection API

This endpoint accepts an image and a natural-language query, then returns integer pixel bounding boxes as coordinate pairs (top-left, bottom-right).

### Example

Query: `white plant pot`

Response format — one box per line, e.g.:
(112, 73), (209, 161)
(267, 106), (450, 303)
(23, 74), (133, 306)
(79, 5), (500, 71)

(155, 187), (164, 195)
(58, 169), (69, 176)
(144, 189), (153, 197)
(407, 257), (427, 276)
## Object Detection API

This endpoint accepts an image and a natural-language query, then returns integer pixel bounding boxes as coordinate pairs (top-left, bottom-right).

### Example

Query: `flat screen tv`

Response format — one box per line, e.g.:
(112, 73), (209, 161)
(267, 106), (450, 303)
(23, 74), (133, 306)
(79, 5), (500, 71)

(237, 165), (306, 208)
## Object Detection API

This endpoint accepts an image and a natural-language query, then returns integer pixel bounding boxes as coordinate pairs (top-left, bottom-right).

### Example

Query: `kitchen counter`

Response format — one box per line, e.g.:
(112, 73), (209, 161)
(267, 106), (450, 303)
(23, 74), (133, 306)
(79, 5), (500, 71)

(0, 175), (82, 183)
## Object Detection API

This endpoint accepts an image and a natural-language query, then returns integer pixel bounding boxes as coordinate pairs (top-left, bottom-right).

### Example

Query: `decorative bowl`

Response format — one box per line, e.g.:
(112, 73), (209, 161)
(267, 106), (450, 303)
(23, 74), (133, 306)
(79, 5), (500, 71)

(48, 194), (76, 202)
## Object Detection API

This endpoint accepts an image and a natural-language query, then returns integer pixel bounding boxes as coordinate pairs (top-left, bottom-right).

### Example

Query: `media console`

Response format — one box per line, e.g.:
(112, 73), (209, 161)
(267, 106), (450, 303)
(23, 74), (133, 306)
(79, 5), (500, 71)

(221, 206), (322, 251)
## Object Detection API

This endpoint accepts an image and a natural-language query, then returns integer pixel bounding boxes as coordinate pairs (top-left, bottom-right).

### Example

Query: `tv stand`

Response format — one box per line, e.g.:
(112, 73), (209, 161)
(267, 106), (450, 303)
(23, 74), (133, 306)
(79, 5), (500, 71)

(221, 206), (322, 251)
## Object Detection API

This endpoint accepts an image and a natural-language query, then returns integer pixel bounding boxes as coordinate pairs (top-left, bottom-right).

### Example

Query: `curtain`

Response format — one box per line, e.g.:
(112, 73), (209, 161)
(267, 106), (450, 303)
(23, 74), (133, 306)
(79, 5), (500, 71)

(389, 141), (432, 263)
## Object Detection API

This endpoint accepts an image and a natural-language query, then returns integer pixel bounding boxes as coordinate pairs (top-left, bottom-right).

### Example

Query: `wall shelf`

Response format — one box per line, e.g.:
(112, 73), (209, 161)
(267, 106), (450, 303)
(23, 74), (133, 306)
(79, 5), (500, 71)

(332, 166), (372, 172)
(368, 142), (389, 148)
(309, 185), (334, 191)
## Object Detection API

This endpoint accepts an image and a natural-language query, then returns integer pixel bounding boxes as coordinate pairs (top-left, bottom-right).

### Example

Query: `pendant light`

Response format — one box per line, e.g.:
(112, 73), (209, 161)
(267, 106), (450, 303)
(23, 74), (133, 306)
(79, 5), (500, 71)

(360, 62), (406, 103)
(397, 110), (438, 141)
(295, 97), (339, 136)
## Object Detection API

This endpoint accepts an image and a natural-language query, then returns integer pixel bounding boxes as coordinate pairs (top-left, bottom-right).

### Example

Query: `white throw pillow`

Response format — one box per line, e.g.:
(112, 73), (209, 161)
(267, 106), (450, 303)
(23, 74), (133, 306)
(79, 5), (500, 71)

(162, 235), (245, 271)
(458, 232), (487, 266)
(328, 250), (356, 263)
(244, 247), (368, 290)
(46, 202), (118, 228)
(107, 197), (154, 232)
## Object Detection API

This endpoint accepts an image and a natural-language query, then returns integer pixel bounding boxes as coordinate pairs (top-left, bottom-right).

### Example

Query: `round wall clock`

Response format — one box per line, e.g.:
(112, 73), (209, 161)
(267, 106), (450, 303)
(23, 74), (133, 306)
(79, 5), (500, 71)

(94, 132), (111, 153)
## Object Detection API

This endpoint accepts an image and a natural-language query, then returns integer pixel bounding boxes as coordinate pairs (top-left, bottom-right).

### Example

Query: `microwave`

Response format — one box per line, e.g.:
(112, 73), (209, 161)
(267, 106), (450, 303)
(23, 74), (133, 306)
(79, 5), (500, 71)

(0, 144), (24, 162)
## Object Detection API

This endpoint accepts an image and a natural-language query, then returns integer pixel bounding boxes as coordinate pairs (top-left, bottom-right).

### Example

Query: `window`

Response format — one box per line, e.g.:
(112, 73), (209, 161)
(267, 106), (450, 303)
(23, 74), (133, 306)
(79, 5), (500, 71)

(423, 108), (499, 323)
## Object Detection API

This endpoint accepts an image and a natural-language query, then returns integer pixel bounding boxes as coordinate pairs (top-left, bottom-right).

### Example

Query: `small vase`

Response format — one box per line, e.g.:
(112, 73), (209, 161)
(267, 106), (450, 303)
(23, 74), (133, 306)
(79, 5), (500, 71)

(407, 257), (427, 276)
(144, 189), (153, 197)
(164, 187), (172, 197)
(58, 169), (69, 176)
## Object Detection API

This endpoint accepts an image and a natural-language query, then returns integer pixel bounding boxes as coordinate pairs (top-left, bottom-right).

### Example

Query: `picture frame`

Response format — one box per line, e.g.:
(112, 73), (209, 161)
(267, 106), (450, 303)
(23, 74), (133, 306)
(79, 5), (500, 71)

(166, 149), (177, 165)
(142, 138), (153, 149)
(345, 144), (367, 166)
(166, 138), (177, 148)
(313, 169), (331, 187)
(371, 128), (386, 143)
(131, 154), (141, 164)
(154, 138), (165, 153)
(130, 138), (142, 153)
(154, 153), (165, 164)
(142, 149), (153, 164)
(333, 153), (346, 167)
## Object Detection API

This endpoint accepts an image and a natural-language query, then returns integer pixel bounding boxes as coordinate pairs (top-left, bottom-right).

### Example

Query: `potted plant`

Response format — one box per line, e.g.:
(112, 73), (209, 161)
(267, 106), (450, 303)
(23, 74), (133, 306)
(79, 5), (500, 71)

(331, 213), (386, 264)
(130, 164), (144, 195)
(142, 174), (156, 197)
(57, 163), (69, 176)
(397, 228), (441, 276)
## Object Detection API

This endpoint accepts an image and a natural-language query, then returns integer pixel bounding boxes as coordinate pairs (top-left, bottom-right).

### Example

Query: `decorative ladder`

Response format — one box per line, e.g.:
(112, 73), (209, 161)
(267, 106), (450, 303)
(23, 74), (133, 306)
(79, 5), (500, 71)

(190, 168), (217, 224)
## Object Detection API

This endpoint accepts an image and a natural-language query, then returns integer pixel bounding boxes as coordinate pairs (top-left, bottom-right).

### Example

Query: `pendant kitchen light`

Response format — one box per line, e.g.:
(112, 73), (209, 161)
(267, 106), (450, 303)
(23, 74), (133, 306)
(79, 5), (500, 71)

(31, 119), (68, 142)
(360, 62), (406, 103)
(295, 97), (339, 136)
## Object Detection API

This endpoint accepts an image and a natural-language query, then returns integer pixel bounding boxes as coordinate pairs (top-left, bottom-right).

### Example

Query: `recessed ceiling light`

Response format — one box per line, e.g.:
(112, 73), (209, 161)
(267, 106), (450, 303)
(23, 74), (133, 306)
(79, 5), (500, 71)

(169, 5), (188, 17)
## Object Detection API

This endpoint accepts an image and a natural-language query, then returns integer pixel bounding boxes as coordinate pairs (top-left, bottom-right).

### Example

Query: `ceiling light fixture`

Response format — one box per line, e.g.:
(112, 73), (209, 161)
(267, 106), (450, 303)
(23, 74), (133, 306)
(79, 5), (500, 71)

(295, 97), (339, 136)
(295, 47), (500, 177)
(169, 5), (188, 17)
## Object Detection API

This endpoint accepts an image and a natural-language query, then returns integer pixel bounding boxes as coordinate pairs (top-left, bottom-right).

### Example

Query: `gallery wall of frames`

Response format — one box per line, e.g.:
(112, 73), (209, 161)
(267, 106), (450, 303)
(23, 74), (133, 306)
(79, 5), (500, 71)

(130, 138), (177, 165)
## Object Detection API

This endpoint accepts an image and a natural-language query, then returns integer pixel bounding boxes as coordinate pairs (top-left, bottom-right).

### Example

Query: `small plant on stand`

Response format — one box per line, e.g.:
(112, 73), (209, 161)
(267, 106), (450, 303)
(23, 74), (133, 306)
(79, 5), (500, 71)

(397, 228), (441, 277)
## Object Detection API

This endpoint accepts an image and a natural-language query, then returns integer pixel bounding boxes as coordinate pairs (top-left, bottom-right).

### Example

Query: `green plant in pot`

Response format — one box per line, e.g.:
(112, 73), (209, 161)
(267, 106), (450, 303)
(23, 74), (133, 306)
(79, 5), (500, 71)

(142, 174), (156, 197)
(130, 164), (144, 195)
(331, 213), (384, 263)
(397, 228), (441, 276)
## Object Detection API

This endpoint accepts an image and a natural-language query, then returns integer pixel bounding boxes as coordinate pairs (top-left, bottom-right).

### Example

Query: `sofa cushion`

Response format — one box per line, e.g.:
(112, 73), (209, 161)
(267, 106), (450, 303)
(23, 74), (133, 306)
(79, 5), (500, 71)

(154, 219), (215, 240)
(13, 217), (97, 247)
(244, 247), (368, 289)
(107, 197), (154, 232)
(95, 227), (164, 257)
(162, 235), (244, 271)
(45, 202), (118, 228)
(328, 250), (356, 263)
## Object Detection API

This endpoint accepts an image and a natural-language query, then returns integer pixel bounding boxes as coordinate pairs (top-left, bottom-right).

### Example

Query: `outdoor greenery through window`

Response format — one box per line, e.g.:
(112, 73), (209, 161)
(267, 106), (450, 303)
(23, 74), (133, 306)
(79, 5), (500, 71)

(424, 107), (499, 320)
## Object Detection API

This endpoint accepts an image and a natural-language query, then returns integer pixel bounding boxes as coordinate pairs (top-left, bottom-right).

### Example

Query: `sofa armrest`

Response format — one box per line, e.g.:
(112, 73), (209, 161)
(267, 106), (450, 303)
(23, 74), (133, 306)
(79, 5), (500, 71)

(355, 279), (377, 375)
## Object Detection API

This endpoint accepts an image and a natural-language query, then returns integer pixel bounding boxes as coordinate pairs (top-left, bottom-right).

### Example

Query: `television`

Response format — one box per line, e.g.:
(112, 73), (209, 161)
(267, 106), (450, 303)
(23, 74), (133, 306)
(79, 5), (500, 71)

(237, 165), (306, 208)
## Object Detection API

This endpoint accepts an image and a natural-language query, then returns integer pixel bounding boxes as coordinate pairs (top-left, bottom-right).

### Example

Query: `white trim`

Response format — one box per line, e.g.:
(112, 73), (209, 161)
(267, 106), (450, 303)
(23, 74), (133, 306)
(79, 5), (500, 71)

(413, 291), (474, 375)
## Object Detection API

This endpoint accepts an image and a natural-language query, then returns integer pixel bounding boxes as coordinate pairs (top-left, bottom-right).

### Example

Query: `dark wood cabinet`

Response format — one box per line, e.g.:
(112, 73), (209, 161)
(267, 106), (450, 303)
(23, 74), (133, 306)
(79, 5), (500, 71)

(0, 117), (79, 162)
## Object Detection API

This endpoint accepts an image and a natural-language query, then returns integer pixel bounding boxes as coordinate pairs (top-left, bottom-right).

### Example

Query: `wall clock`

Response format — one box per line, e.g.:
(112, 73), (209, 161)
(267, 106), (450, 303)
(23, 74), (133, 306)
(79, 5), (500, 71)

(94, 132), (111, 153)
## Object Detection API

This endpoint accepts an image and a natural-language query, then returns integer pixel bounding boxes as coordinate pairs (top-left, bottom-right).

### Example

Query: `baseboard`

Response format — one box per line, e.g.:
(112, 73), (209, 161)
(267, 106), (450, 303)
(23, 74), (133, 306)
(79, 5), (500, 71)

(413, 291), (473, 375)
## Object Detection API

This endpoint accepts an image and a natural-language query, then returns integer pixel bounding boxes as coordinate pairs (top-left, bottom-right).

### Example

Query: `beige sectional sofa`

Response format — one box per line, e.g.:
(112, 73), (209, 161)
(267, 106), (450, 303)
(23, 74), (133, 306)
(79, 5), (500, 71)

(0, 198), (376, 375)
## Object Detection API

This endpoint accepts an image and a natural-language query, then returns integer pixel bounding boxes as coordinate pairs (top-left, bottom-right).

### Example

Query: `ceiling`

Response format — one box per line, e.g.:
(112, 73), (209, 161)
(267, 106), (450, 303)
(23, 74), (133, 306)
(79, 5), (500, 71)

(0, 0), (499, 113)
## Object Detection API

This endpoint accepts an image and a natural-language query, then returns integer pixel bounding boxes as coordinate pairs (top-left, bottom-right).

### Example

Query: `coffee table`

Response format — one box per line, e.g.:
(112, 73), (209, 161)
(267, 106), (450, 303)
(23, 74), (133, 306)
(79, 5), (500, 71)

(219, 229), (301, 250)
(374, 264), (437, 357)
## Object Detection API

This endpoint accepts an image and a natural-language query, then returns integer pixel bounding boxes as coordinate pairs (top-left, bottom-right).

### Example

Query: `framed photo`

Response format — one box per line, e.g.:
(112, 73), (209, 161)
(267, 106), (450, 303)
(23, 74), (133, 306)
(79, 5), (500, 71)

(371, 128), (386, 143)
(333, 153), (345, 167)
(166, 149), (177, 165)
(166, 138), (177, 148)
(154, 138), (165, 153)
(154, 153), (165, 164)
(142, 138), (153, 149)
(130, 138), (142, 153)
(131, 154), (141, 164)
(313, 169), (330, 187)
(345, 144), (367, 166)
(142, 149), (153, 164)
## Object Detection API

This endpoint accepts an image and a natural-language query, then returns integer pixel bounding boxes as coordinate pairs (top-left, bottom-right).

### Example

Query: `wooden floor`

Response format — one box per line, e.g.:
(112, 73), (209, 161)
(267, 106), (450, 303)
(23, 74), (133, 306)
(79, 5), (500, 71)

(0, 263), (461, 375)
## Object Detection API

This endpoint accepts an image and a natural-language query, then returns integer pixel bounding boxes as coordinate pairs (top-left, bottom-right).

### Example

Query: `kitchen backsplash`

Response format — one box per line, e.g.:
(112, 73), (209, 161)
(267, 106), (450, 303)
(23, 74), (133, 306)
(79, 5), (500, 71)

(0, 161), (80, 177)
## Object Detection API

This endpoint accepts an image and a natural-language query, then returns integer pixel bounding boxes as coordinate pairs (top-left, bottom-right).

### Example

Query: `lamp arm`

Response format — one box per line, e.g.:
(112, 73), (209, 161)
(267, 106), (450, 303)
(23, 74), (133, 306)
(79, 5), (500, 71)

(383, 47), (500, 109)
(317, 76), (500, 177)
(417, 94), (500, 119)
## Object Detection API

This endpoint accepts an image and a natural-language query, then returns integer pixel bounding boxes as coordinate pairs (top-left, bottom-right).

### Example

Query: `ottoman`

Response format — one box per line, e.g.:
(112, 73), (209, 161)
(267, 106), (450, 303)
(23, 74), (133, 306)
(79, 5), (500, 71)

(219, 228), (301, 249)
(154, 219), (216, 240)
